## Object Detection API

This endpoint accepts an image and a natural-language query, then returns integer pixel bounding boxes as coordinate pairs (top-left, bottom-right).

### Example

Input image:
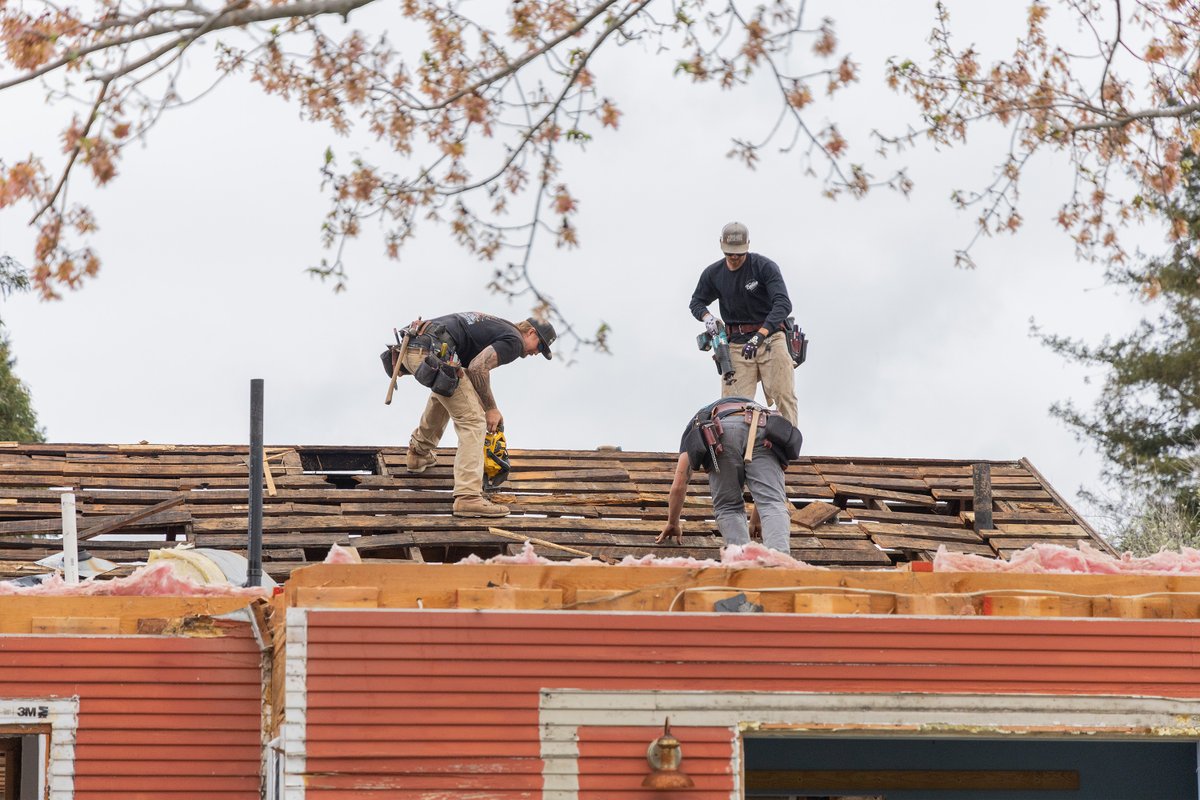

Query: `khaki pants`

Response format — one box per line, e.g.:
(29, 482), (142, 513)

(403, 350), (486, 498)
(722, 331), (798, 426)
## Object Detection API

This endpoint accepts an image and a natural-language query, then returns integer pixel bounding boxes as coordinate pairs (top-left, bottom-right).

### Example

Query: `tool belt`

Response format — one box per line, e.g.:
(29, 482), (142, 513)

(723, 320), (807, 368)
(724, 322), (767, 336)
(380, 320), (461, 397)
(710, 400), (773, 421)
(404, 320), (456, 356)
(683, 399), (803, 469)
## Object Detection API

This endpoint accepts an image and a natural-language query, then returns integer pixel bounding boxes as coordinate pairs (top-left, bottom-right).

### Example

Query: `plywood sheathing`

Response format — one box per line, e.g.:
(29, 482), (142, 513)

(0, 444), (1109, 578)
(285, 563), (1200, 619)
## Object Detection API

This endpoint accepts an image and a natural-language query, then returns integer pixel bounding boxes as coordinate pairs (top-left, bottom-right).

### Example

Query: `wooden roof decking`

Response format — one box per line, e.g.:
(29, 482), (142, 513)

(0, 443), (1110, 579)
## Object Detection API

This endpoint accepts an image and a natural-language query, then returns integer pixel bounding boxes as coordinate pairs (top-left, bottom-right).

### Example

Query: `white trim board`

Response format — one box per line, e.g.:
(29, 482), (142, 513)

(282, 607), (308, 800)
(538, 690), (1200, 800)
(0, 696), (79, 800)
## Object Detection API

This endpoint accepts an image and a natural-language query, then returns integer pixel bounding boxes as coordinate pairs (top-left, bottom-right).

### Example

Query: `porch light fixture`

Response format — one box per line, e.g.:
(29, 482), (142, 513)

(642, 718), (694, 790)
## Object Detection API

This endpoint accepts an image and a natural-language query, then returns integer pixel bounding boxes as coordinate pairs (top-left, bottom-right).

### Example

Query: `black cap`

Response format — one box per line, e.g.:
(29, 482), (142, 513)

(527, 317), (557, 360)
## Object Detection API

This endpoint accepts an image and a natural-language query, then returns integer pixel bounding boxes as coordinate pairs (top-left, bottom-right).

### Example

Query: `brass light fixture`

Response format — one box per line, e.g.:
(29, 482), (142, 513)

(642, 718), (695, 790)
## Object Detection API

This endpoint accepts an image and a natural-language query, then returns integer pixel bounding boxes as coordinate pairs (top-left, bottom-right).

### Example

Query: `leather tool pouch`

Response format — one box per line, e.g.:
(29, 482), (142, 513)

(785, 317), (808, 368)
(699, 418), (724, 456)
(763, 414), (803, 462)
(380, 347), (397, 379)
(430, 361), (460, 397)
(682, 416), (724, 471)
(413, 353), (442, 389)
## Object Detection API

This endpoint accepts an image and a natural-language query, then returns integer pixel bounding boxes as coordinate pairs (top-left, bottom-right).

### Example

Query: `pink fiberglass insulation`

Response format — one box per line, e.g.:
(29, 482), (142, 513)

(457, 540), (823, 569)
(934, 541), (1200, 574)
(0, 561), (269, 597)
(324, 543), (362, 564)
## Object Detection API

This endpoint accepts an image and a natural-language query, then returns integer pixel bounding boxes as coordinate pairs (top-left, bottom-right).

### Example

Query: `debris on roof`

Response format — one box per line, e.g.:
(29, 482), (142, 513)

(459, 540), (825, 569)
(0, 443), (1110, 577)
(0, 560), (269, 597)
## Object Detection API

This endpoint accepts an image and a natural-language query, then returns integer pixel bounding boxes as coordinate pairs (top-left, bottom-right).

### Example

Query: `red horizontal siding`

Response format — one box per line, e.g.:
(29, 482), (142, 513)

(0, 620), (262, 799)
(302, 609), (1200, 797)
(578, 724), (734, 800)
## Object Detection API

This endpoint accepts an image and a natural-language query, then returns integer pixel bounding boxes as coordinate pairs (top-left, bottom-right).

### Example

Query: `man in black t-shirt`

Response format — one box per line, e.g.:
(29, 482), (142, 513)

(397, 312), (556, 518)
(689, 222), (798, 426)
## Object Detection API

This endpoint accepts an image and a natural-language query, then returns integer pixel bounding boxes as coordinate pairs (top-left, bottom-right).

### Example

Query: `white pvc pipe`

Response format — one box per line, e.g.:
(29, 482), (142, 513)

(60, 492), (79, 585)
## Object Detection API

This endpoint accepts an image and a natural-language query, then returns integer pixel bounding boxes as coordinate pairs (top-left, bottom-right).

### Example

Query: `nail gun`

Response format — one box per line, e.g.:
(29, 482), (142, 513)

(696, 321), (735, 385)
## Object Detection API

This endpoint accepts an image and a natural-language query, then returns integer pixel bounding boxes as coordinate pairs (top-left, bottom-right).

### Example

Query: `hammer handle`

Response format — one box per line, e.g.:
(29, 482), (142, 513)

(384, 332), (412, 405)
(744, 410), (761, 464)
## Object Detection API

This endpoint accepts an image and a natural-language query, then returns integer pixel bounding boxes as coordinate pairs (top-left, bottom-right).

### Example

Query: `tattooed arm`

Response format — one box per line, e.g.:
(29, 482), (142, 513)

(466, 345), (503, 432)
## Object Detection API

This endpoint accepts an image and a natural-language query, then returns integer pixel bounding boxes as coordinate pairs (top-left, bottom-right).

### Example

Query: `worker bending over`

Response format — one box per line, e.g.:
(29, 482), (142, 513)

(689, 222), (798, 426)
(386, 312), (556, 518)
(657, 397), (803, 553)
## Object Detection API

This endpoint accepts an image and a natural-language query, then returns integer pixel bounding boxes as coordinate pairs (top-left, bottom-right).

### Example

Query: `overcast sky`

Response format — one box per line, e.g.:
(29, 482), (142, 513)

(0, 1), (1158, 531)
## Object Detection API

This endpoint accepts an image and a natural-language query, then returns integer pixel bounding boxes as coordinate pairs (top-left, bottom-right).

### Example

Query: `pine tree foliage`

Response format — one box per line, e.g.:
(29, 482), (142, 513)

(1106, 484), (1200, 556)
(0, 256), (45, 443)
(0, 333), (44, 443)
(1039, 150), (1200, 553)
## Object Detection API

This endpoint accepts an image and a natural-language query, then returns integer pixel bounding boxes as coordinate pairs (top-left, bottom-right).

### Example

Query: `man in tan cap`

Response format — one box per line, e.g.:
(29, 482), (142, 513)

(689, 222), (798, 425)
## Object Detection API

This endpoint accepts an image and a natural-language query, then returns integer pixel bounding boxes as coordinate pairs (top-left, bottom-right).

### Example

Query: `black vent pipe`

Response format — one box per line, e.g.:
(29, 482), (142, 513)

(246, 378), (264, 588)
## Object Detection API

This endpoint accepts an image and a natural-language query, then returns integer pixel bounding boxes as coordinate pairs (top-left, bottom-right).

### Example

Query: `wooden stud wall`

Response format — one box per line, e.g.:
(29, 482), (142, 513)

(0, 443), (1109, 579)
(287, 562), (1200, 619)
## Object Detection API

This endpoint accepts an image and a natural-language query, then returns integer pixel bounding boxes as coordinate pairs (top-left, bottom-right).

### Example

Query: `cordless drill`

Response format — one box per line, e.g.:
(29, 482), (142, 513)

(696, 321), (735, 385)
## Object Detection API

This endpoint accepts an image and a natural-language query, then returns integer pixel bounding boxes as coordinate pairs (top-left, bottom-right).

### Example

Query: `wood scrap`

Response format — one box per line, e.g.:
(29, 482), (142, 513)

(78, 494), (187, 541)
(262, 449), (277, 497)
(790, 502), (841, 530)
(487, 526), (618, 564)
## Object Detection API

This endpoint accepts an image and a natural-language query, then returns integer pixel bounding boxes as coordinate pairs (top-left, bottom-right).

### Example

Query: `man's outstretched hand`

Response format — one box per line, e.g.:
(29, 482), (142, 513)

(656, 521), (683, 545)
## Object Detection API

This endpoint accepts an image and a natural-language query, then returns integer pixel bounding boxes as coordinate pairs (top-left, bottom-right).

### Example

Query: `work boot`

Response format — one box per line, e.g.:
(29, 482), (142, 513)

(405, 447), (437, 473)
(452, 495), (510, 518)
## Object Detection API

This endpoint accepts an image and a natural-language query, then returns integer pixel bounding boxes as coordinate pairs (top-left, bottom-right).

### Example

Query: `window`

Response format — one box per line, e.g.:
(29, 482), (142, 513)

(0, 735), (45, 800)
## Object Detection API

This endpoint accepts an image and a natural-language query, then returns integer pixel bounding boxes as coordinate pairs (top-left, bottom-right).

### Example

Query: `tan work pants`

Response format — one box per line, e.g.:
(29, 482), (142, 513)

(403, 350), (486, 498)
(722, 331), (798, 426)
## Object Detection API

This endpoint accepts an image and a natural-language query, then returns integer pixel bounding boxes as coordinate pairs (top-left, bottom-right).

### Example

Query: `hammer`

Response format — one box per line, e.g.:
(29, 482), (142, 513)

(744, 408), (762, 464)
(384, 321), (417, 405)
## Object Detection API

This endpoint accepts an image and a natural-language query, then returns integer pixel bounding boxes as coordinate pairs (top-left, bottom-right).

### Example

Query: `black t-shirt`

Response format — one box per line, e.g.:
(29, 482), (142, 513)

(429, 312), (524, 367)
(688, 253), (792, 342)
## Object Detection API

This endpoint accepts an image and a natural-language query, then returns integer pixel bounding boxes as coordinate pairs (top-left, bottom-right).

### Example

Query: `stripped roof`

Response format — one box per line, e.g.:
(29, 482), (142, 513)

(0, 443), (1110, 578)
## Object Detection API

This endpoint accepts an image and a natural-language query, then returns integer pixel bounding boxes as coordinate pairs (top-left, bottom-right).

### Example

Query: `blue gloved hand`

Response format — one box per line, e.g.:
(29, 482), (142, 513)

(704, 314), (719, 337)
(742, 333), (763, 360)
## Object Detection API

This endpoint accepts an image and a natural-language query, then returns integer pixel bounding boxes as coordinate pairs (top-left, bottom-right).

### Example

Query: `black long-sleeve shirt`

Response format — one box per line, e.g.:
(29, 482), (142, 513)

(689, 253), (792, 341)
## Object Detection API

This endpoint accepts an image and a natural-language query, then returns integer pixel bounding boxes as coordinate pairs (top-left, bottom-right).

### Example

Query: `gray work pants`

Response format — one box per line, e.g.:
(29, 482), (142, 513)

(705, 416), (791, 553)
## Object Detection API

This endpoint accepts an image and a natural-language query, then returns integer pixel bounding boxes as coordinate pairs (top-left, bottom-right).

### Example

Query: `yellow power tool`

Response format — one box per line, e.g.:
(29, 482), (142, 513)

(484, 427), (510, 490)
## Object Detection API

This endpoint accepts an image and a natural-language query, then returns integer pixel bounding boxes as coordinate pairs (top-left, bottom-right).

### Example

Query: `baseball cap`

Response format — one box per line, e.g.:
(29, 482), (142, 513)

(527, 317), (557, 360)
(720, 221), (750, 254)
